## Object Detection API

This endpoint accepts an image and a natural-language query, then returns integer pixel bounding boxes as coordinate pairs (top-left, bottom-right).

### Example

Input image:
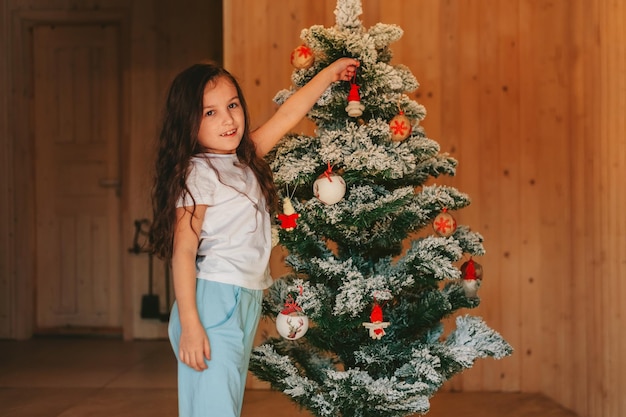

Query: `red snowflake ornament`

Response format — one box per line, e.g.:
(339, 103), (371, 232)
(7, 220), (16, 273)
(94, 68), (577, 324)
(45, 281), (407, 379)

(290, 44), (314, 69)
(433, 208), (457, 237)
(389, 111), (412, 142)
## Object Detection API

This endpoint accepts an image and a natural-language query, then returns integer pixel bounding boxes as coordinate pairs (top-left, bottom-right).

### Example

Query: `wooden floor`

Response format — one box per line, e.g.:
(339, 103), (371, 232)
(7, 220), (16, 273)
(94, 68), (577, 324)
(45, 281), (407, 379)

(0, 338), (579, 417)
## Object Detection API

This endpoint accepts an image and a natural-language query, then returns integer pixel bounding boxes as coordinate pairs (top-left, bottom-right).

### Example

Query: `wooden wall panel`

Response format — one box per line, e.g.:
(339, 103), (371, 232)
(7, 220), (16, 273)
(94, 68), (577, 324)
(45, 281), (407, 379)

(517, 0), (543, 395)
(472, 0), (506, 391)
(126, 0), (161, 340)
(447, 0), (484, 392)
(528, 0), (573, 405)
(224, 1), (625, 412)
(0, 0), (11, 338)
(570, 1), (626, 416)
(494, 0), (522, 393)
(127, 0), (224, 339)
(569, 3), (591, 414)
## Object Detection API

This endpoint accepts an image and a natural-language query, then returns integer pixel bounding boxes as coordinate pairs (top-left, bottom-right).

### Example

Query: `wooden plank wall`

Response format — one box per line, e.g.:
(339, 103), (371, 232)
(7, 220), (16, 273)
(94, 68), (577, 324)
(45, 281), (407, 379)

(570, 1), (626, 417)
(225, 1), (626, 416)
(0, 0), (10, 337)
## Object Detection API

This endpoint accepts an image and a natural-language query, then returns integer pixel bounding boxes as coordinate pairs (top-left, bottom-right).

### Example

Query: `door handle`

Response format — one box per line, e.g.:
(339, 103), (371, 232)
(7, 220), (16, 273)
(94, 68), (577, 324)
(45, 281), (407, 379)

(99, 178), (121, 196)
(99, 178), (120, 188)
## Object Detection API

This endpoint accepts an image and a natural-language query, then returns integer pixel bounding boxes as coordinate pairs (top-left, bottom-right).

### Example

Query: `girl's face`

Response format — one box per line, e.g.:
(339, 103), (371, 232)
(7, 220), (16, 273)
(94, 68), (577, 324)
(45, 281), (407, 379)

(197, 77), (245, 154)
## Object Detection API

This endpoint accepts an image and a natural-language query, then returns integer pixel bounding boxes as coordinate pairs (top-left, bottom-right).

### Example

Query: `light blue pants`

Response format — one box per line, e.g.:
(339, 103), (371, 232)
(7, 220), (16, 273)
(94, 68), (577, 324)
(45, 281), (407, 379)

(168, 279), (263, 417)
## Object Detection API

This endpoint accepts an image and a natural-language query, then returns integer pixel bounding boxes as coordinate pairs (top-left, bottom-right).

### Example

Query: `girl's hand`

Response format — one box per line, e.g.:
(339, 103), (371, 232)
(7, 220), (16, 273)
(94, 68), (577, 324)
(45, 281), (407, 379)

(178, 320), (211, 371)
(325, 57), (360, 82)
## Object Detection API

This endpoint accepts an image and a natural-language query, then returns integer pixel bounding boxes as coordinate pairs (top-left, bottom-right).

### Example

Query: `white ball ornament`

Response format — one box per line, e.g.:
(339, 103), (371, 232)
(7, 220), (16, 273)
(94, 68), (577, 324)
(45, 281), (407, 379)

(276, 312), (309, 340)
(313, 173), (346, 205)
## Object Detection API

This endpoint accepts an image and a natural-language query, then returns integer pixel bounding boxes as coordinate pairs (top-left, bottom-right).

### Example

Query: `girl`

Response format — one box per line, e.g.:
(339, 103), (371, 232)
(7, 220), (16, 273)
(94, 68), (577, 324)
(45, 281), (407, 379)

(149, 57), (359, 417)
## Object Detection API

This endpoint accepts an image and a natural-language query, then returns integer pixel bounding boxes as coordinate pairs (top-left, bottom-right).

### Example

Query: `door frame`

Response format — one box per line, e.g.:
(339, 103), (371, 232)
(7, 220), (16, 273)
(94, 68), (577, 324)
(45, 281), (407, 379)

(7, 8), (132, 339)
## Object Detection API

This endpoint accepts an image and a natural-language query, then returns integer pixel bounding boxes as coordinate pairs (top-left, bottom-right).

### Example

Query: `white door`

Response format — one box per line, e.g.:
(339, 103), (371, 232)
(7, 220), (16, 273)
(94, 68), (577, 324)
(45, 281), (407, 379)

(32, 24), (122, 330)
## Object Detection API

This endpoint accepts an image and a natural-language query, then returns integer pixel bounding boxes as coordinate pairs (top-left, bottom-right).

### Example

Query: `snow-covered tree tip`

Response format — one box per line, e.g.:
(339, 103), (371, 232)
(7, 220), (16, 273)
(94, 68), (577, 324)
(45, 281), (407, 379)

(334, 0), (364, 31)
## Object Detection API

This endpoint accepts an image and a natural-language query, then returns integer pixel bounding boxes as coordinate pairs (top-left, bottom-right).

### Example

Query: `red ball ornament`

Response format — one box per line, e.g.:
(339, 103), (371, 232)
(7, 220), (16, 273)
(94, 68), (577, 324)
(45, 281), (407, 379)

(433, 208), (457, 237)
(290, 44), (315, 69)
(389, 111), (412, 142)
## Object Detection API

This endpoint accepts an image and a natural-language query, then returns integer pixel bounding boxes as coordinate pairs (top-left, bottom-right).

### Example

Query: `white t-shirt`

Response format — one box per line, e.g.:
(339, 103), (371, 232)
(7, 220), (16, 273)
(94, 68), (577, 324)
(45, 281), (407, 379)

(177, 153), (273, 290)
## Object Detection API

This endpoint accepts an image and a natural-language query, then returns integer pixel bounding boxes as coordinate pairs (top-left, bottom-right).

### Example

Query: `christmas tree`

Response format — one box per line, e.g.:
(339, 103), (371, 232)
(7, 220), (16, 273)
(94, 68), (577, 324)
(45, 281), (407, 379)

(250, 1), (513, 416)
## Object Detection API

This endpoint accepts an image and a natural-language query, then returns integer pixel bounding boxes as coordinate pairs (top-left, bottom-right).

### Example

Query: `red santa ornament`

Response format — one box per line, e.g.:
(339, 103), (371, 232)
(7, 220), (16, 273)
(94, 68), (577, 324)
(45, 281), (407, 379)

(433, 208), (457, 237)
(345, 78), (365, 117)
(389, 111), (412, 142)
(461, 257), (483, 299)
(277, 196), (299, 231)
(362, 302), (390, 340)
(290, 44), (315, 69)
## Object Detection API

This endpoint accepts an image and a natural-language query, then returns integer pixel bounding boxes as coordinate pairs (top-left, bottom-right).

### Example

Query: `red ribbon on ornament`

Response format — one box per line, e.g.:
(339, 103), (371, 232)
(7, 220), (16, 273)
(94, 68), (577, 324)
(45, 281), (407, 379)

(323, 162), (334, 182)
(281, 286), (304, 314)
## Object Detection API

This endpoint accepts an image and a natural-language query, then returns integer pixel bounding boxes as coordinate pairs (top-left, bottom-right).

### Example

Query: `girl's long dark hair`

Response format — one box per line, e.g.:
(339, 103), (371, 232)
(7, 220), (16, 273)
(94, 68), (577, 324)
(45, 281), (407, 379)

(149, 62), (277, 260)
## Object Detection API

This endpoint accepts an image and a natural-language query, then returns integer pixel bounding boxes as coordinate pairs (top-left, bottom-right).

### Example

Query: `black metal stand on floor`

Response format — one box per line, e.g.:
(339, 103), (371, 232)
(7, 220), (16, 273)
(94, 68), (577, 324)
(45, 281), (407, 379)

(129, 219), (171, 322)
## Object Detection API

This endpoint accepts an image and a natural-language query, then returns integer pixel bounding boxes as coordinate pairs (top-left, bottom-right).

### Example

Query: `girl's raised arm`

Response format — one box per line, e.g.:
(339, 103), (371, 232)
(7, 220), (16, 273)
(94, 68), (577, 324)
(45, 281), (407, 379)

(251, 57), (359, 157)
